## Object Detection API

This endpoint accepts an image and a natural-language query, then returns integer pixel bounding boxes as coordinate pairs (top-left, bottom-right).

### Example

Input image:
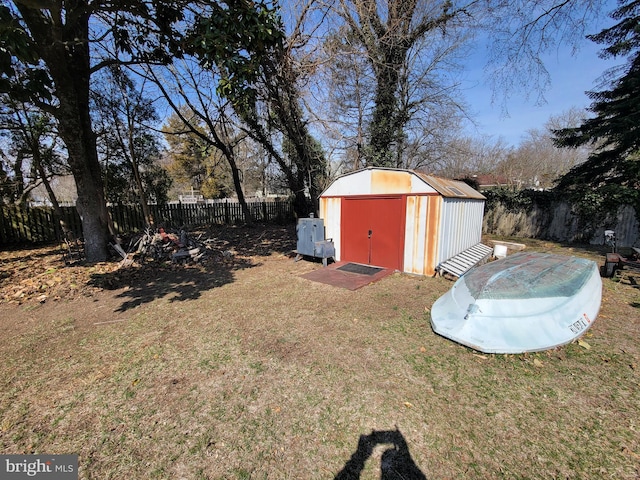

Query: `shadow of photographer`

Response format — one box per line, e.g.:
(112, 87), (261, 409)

(334, 427), (427, 480)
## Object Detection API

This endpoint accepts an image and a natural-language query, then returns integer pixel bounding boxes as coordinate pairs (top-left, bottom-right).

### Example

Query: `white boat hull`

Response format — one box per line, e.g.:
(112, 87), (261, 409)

(431, 252), (602, 353)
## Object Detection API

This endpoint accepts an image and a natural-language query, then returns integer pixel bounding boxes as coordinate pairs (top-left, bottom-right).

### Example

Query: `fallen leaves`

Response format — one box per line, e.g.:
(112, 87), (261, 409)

(0, 245), (120, 305)
(577, 339), (591, 350)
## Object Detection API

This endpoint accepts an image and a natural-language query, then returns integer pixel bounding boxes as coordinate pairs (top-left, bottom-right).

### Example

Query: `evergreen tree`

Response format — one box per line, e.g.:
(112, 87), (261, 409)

(554, 0), (640, 195)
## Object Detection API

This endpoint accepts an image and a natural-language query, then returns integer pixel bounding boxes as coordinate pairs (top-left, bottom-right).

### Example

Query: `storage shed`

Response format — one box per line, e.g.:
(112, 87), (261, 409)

(319, 167), (486, 276)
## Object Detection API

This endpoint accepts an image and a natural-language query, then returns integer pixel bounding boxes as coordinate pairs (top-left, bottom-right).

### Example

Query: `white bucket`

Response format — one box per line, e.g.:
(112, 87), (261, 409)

(493, 244), (508, 258)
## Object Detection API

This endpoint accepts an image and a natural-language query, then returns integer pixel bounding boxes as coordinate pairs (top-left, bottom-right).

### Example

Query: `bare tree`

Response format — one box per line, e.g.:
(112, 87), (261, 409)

(430, 134), (511, 179)
(144, 60), (255, 223)
(92, 67), (168, 225)
(497, 108), (592, 189)
(484, 0), (608, 109)
(318, 0), (609, 171)
(334, 0), (475, 166)
(322, 25), (375, 171)
(0, 96), (74, 234)
(236, 36), (329, 216)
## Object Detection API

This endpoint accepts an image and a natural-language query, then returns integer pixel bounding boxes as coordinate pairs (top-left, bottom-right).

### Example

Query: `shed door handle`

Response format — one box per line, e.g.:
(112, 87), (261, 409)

(368, 229), (372, 238)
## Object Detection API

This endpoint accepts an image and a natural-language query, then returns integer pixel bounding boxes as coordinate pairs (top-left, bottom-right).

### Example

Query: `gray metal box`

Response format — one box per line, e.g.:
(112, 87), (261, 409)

(314, 240), (335, 259)
(296, 218), (325, 256)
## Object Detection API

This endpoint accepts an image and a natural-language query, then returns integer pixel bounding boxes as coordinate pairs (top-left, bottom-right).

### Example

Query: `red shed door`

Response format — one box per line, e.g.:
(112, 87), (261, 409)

(341, 196), (404, 270)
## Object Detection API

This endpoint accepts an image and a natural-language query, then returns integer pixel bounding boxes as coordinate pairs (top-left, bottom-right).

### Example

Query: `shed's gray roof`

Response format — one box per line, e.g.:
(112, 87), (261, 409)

(415, 172), (486, 200)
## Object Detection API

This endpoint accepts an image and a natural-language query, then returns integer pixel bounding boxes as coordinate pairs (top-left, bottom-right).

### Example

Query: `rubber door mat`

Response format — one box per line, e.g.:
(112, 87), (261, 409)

(336, 263), (383, 276)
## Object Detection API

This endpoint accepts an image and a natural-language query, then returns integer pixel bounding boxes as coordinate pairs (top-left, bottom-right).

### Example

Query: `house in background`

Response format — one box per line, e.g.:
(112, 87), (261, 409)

(472, 174), (510, 191)
(319, 167), (486, 276)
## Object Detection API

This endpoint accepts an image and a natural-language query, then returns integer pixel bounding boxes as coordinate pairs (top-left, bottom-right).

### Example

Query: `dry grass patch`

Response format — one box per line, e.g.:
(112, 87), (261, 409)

(1, 226), (639, 479)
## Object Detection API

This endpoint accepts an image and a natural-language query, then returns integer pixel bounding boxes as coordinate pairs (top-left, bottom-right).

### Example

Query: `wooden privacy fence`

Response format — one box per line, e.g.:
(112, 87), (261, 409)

(0, 200), (295, 246)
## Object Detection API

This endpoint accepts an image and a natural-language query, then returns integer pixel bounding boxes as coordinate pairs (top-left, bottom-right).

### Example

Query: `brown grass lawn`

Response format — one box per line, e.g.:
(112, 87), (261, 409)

(1, 225), (639, 479)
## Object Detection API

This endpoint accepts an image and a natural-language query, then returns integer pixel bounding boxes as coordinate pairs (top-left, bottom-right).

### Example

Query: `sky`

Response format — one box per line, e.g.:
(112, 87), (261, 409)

(461, 36), (621, 147)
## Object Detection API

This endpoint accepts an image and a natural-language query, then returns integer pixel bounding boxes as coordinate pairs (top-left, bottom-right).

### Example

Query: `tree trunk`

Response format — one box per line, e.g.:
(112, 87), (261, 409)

(61, 124), (111, 261)
(18, 4), (111, 262)
(13, 151), (25, 206)
(204, 115), (254, 225)
(367, 51), (405, 167)
(131, 157), (153, 227)
(240, 112), (312, 219)
(292, 189), (312, 219)
(229, 160), (253, 225)
(216, 132), (253, 225)
(127, 134), (154, 227)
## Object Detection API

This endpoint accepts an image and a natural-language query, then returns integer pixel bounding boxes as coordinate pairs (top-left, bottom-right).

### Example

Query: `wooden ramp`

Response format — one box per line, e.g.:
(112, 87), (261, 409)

(437, 243), (493, 278)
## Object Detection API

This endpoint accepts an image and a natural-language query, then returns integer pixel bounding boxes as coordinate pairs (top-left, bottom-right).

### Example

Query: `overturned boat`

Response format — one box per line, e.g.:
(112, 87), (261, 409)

(431, 252), (602, 354)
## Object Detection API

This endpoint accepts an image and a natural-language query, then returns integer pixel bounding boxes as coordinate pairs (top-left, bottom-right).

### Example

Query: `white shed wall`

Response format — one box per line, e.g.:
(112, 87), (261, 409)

(319, 196), (342, 260)
(322, 169), (438, 196)
(436, 199), (485, 265)
(410, 175), (438, 194)
(322, 170), (373, 196)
